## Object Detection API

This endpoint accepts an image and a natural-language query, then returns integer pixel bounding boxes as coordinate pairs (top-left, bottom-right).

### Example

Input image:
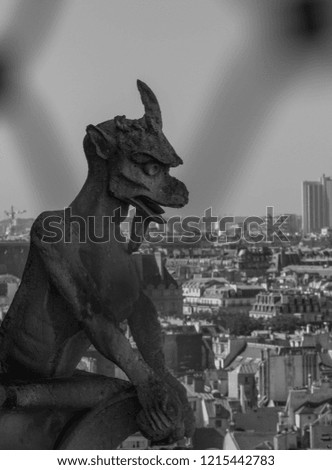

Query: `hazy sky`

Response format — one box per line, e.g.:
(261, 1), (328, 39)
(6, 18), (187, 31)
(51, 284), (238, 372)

(1, 0), (332, 219)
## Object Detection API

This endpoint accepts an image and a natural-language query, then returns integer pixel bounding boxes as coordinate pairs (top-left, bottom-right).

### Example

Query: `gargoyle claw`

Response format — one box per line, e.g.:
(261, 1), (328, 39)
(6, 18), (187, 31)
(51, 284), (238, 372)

(137, 410), (170, 442)
(150, 410), (172, 430)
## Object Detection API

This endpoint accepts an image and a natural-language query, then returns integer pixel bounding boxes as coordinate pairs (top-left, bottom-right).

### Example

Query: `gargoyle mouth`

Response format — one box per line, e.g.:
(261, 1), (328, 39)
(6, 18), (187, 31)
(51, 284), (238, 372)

(128, 196), (166, 224)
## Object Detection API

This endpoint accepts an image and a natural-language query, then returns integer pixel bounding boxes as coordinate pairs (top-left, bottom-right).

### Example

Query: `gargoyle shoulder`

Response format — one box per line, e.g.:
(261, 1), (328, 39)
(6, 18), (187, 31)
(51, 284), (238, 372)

(31, 210), (65, 242)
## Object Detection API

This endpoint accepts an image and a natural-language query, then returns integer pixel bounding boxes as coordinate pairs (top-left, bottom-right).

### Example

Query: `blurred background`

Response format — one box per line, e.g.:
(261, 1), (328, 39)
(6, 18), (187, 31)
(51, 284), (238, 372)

(1, 0), (332, 218)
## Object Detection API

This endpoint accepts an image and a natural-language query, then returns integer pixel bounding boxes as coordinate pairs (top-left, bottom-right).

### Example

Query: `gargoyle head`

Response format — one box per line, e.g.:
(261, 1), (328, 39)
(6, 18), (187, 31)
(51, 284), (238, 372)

(83, 80), (189, 221)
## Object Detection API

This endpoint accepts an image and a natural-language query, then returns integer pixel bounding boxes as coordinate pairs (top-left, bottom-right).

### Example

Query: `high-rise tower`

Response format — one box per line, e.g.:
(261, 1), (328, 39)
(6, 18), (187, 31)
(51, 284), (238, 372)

(302, 178), (326, 234)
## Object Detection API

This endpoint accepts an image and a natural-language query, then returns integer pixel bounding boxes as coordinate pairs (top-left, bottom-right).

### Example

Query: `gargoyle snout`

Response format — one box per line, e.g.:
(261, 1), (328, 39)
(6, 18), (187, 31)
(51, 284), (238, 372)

(161, 177), (189, 208)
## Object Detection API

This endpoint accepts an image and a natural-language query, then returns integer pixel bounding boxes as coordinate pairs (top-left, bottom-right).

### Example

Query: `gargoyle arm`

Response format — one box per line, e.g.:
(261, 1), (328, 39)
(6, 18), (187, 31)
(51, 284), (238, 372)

(129, 292), (195, 439)
(80, 312), (152, 387)
(128, 292), (189, 403)
(128, 292), (168, 376)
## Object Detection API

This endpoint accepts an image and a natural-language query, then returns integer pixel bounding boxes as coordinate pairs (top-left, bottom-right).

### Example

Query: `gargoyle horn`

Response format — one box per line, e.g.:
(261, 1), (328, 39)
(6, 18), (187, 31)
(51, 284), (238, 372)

(137, 80), (162, 129)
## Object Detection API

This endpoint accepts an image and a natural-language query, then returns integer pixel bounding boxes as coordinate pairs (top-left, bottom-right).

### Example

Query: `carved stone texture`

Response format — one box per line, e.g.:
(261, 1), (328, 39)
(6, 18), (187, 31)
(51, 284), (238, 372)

(0, 81), (194, 449)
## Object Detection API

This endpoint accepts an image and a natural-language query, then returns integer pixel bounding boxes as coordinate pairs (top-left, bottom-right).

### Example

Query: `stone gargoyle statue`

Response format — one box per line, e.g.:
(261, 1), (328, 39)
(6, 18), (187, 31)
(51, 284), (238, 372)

(0, 80), (195, 449)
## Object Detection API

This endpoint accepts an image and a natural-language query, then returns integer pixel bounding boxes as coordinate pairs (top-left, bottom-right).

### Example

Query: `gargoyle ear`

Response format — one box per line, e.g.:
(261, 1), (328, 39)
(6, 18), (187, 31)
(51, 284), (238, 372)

(137, 79), (163, 129)
(86, 125), (116, 160)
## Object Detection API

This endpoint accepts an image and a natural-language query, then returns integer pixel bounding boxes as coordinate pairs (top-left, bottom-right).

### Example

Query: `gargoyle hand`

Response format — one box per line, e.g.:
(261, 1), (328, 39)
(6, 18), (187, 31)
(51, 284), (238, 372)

(162, 372), (195, 440)
(136, 375), (186, 444)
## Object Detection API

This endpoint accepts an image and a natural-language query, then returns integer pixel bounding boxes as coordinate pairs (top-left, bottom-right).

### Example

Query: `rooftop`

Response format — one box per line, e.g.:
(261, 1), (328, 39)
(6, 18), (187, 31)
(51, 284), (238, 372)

(231, 431), (275, 450)
(233, 408), (281, 433)
(193, 428), (224, 450)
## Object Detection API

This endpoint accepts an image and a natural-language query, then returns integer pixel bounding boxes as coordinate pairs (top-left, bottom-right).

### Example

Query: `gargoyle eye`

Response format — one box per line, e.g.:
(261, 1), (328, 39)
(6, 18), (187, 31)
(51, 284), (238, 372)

(143, 162), (161, 176)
